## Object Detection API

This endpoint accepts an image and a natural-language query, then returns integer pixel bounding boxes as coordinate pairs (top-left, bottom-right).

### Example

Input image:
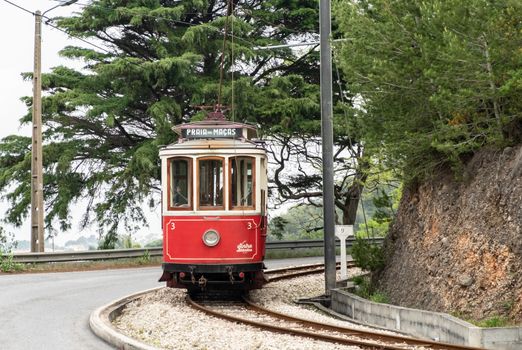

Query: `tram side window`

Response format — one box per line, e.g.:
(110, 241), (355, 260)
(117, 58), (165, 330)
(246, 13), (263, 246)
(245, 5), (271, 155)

(199, 158), (224, 208)
(230, 157), (254, 209)
(169, 158), (191, 209)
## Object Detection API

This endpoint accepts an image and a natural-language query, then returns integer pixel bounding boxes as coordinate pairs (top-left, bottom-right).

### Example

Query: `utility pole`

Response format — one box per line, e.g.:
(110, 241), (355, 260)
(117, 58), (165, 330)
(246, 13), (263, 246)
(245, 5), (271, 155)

(319, 0), (336, 294)
(30, 1), (79, 252)
(31, 10), (43, 253)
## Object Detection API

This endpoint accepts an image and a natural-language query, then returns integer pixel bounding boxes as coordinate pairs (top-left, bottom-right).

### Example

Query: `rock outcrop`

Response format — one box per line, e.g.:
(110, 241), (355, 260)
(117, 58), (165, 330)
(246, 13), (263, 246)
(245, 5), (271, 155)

(378, 145), (522, 322)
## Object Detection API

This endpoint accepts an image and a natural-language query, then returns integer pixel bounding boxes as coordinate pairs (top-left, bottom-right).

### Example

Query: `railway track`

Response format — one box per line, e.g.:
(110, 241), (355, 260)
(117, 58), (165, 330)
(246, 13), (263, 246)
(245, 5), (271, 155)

(264, 261), (351, 282)
(187, 264), (484, 350)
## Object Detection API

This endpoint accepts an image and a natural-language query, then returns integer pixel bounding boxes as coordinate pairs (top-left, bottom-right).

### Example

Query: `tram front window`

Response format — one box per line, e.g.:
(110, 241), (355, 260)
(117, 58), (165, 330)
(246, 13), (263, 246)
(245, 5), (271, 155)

(199, 158), (224, 208)
(169, 158), (191, 208)
(230, 157), (254, 209)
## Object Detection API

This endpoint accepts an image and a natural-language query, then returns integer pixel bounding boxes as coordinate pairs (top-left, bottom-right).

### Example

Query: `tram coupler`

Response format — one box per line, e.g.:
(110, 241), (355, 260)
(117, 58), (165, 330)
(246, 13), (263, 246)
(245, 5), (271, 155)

(198, 275), (208, 288)
(226, 267), (235, 284)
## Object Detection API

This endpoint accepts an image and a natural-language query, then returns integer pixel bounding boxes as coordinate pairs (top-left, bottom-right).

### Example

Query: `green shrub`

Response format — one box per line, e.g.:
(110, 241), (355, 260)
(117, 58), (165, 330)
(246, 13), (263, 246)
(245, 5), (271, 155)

(0, 226), (23, 272)
(352, 275), (372, 298)
(0, 252), (23, 273)
(351, 236), (384, 272)
(370, 292), (388, 304)
(138, 250), (151, 265)
(352, 275), (388, 303)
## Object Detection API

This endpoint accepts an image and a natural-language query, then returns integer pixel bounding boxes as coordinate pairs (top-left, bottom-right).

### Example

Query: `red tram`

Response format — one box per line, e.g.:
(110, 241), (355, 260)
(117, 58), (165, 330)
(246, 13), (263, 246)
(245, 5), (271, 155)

(158, 117), (268, 291)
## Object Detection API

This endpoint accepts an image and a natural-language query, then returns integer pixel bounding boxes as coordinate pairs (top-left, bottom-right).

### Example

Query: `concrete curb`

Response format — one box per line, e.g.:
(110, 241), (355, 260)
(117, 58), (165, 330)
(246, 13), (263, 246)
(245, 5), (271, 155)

(300, 299), (412, 336)
(89, 287), (163, 350)
(331, 288), (522, 349)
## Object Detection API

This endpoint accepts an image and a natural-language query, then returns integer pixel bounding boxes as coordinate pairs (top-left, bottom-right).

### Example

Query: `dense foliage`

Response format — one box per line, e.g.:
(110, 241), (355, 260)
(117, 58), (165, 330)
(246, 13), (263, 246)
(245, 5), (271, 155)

(335, 0), (522, 180)
(268, 181), (399, 241)
(0, 226), (16, 254)
(7, 0), (515, 244)
(0, 0), (329, 246)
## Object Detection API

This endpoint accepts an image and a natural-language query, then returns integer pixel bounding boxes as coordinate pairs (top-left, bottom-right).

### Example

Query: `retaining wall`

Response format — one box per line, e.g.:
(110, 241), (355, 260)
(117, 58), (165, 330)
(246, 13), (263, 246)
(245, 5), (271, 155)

(331, 288), (522, 349)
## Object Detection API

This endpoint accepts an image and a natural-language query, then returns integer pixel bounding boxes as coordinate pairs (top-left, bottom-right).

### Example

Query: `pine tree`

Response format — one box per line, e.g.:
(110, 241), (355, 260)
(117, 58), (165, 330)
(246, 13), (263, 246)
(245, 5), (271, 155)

(335, 0), (522, 180)
(0, 0), (322, 246)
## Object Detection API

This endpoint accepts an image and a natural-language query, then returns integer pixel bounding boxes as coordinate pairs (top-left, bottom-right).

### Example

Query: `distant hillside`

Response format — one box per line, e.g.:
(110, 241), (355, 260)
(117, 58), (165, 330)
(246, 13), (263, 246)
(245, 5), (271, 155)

(64, 235), (99, 250)
(13, 235), (99, 252)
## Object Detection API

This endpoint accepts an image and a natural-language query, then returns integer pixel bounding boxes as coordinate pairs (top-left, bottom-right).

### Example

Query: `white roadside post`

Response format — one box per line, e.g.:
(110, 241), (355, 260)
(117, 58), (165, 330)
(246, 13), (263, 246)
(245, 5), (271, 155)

(335, 225), (354, 280)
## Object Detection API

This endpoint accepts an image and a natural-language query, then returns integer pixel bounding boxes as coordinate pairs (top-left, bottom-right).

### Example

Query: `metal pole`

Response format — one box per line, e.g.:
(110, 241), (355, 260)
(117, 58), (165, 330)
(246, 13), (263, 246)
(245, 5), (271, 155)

(31, 11), (44, 253)
(319, 0), (336, 294)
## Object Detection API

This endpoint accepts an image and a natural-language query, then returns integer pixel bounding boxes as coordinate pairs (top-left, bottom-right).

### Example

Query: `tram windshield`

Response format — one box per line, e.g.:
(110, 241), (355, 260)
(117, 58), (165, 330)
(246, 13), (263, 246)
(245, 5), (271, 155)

(169, 158), (191, 208)
(199, 158), (224, 208)
(230, 157), (254, 208)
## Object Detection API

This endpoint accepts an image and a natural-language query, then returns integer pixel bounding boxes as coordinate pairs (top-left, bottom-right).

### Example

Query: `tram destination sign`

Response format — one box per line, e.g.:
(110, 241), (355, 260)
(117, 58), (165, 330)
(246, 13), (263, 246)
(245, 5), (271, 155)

(182, 127), (242, 139)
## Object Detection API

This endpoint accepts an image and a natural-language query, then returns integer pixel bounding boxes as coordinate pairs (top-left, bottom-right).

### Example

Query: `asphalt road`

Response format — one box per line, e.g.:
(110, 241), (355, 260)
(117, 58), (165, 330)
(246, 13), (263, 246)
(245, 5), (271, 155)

(0, 256), (326, 350)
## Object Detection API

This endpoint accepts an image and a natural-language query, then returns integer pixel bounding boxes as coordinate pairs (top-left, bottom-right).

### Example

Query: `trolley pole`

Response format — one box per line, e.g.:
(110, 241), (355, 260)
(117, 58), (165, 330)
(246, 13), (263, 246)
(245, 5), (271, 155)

(319, 0), (336, 294)
(31, 10), (44, 253)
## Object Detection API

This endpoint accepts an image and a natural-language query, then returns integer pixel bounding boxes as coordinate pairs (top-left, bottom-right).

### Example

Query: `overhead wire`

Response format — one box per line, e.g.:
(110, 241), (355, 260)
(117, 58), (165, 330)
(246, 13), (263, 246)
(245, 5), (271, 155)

(332, 42), (371, 238)
(3, 0), (324, 73)
(230, 0), (235, 122)
(2, 0), (35, 15)
(1, 0), (254, 56)
(2, 0), (319, 114)
(43, 20), (113, 54)
(217, 1), (231, 109)
(1, 0), (114, 55)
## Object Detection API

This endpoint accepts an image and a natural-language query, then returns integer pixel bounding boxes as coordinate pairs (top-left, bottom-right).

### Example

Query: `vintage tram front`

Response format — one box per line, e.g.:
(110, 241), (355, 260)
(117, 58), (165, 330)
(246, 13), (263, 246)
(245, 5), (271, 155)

(159, 119), (268, 291)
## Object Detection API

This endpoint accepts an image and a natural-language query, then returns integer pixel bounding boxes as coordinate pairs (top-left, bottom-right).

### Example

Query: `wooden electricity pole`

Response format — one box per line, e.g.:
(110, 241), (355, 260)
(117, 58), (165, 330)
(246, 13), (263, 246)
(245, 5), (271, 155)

(30, 1), (79, 252)
(31, 10), (44, 253)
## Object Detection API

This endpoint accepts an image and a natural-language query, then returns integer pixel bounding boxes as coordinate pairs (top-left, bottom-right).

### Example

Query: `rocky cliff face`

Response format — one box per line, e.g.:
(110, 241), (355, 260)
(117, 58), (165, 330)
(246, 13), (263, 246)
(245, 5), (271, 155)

(378, 145), (522, 322)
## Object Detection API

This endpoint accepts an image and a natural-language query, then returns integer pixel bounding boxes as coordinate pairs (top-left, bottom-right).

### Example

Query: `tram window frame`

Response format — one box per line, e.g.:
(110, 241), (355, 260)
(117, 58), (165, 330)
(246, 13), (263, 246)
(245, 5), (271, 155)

(197, 157), (225, 210)
(229, 156), (256, 210)
(167, 157), (193, 211)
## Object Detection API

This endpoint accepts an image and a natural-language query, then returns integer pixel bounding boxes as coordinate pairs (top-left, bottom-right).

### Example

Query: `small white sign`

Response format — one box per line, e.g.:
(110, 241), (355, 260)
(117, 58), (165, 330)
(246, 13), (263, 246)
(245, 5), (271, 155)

(335, 225), (354, 281)
(335, 225), (354, 239)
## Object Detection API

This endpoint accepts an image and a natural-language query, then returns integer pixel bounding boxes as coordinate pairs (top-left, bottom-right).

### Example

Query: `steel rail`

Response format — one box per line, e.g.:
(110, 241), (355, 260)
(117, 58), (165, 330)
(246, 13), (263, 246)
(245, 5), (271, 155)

(266, 262), (354, 282)
(11, 238), (384, 264)
(186, 265), (484, 350)
(262, 264), (483, 350)
(186, 294), (408, 350)
(242, 297), (484, 350)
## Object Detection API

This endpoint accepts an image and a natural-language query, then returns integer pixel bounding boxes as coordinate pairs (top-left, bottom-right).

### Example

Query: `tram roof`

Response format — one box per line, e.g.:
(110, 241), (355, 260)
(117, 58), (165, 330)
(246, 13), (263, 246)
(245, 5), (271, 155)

(161, 119), (265, 155)
(160, 138), (266, 153)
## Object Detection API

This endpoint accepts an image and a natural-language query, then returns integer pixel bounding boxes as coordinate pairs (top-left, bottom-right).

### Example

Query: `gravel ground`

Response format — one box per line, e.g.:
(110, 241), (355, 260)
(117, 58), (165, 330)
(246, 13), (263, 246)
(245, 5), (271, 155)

(113, 269), (427, 350)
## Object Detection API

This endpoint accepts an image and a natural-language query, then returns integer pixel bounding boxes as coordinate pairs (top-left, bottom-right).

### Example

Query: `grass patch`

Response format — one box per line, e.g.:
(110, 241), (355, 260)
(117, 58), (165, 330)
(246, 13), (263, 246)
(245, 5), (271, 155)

(451, 312), (515, 328)
(351, 275), (388, 303)
(474, 317), (511, 328)
(369, 291), (389, 303)
(0, 252), (24, 273)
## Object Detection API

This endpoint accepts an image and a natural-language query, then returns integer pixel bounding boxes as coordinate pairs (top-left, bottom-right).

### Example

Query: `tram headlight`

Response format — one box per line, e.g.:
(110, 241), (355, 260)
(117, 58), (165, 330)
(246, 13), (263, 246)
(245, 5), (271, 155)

(202, 229), (220, 247)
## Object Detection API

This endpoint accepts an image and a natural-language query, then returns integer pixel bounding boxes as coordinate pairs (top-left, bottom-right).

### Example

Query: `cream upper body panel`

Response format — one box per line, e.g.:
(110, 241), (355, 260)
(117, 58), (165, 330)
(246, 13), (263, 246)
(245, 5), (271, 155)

(159, 139), (266, 157)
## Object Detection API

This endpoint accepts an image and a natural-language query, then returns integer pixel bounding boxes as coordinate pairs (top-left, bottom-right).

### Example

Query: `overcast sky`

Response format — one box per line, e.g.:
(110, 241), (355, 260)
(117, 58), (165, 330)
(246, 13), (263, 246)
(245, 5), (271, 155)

(0, 1), (162, 246)
(0, 0), (84, 138)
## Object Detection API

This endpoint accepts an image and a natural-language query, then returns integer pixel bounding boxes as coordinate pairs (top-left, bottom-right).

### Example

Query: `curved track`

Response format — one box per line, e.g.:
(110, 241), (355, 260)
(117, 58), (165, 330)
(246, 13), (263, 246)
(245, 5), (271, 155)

(187, 265), (484, 350)
(264, 261), (348, 282)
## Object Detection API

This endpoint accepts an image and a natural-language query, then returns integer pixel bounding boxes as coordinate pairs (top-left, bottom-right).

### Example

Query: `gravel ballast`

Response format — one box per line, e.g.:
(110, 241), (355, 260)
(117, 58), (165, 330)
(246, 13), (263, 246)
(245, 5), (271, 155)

(113, 269), (427, 349)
